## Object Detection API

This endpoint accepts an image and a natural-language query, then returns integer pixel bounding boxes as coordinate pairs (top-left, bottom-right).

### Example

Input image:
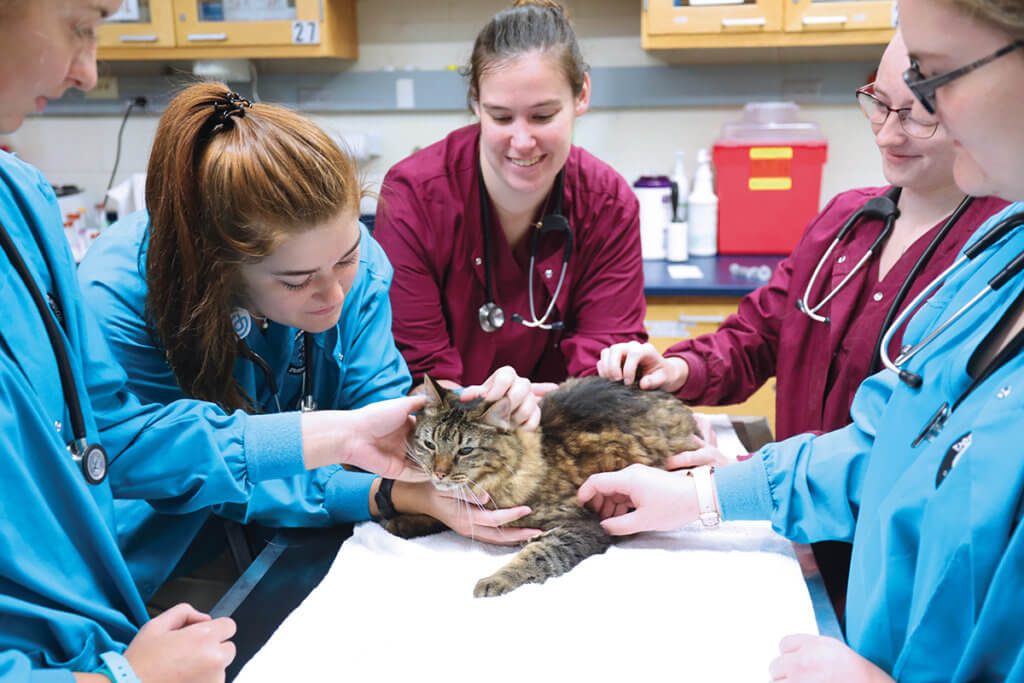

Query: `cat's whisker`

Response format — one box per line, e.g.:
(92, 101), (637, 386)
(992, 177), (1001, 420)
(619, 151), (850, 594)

(460, 477), (495, 511)
(403, 447), (429, 473)
(489, 454), (517, 477)
(458, 484), (478, 543)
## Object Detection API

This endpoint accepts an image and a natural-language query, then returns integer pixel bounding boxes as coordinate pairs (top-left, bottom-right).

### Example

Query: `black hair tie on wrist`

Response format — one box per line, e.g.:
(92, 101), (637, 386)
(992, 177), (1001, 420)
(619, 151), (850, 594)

(374, 478), (398, 520)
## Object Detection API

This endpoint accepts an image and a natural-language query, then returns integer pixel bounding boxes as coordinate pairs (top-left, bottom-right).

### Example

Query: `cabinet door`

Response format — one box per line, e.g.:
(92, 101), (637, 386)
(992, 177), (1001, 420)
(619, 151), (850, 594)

(645, 0), (784, 36)
(97, 0), (177, 49)
(645, 296), (777, 433)
(173, 0), (324, 48)
(784, 0), (896, 32)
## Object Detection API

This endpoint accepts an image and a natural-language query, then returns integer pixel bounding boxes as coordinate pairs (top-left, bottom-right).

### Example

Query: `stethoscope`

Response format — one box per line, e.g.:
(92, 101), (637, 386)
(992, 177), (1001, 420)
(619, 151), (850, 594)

(238, 324), (317, 413)
(794, 186), (982, 376)
(872, 209), (1024, 449)
(879, 209), (1024, 388)
(0, 213), (108, 485)
(476, 160), (574, 333)
(796, 186), (903, 324)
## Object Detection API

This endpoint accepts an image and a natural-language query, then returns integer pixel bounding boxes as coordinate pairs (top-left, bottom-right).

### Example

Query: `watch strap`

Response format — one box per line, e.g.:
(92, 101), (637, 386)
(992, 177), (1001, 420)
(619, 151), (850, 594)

(687, 465), (721, 529)
(96, 651), (141, 683)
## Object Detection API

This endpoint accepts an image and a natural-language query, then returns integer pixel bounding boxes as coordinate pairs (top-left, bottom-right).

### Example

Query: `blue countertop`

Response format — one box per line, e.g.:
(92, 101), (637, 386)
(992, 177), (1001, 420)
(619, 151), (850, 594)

(644, 254), (787, 297)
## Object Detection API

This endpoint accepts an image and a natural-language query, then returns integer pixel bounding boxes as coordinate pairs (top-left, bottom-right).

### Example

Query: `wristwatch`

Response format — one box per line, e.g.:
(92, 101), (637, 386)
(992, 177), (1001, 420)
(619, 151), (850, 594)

(686, 465), (721, 529)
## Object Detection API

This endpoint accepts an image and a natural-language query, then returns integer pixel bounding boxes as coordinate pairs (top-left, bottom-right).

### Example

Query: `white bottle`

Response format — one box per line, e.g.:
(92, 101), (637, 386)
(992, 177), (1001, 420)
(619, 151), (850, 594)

(672, 150), (688, 223)
(688, 148), (718, 256)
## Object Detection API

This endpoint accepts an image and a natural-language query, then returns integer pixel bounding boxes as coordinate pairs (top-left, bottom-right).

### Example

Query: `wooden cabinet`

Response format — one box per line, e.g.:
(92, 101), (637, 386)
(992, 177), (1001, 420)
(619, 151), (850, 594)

(97, 1), (176, 50)
(644, 0), (784, 37)
(642, 0), (895, 49)
(784, 0), (896, 33)
(98, 0), (357, 61)
(646, 295), (777, 433)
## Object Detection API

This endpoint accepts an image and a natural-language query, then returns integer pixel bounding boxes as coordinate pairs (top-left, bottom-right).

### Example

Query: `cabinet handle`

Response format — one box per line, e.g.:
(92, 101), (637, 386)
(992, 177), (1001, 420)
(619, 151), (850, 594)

(186, 32), (228, 41)
(678, 314), (727, 324)
(801, 15), (848, 25)
(721, 16), (767, 27)
(118, 34), (158, 42)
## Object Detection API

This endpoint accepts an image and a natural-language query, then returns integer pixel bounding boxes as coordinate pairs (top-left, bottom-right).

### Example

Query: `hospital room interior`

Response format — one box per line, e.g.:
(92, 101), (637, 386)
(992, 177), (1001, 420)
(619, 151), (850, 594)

(4, 0), (1022, 681)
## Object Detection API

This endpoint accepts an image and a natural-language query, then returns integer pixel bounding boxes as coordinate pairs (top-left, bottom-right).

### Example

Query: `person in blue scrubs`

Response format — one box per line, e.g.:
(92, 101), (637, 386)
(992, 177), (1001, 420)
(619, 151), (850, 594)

(78, 81), (538, 604)
(579, 1), (1024, 679)
(0, 2), (425, 680)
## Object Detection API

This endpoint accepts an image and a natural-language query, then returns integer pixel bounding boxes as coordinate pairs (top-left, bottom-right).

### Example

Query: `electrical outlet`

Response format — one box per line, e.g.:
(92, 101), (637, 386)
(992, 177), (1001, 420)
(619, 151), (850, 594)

(85, 76), (119, 100)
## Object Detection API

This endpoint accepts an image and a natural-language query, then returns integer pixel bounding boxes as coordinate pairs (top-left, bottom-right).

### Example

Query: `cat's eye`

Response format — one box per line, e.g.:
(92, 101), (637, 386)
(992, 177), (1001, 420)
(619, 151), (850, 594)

(423, 440), (436, 451)
(457, 446), (473, 456)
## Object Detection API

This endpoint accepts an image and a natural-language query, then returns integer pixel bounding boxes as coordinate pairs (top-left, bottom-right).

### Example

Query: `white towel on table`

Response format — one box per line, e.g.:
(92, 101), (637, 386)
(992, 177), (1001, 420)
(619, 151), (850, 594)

(236, 518), (816, 682)
(237, 415), (808, 681)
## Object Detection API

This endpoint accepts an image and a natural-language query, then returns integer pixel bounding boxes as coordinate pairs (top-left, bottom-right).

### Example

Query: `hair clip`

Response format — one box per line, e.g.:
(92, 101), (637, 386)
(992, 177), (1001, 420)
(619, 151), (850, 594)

(207, 91), (253, 133)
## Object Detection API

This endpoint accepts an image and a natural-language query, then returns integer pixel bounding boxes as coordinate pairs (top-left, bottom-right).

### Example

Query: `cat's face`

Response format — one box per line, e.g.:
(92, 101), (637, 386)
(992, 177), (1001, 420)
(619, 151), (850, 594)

(408, 377), (515, 494)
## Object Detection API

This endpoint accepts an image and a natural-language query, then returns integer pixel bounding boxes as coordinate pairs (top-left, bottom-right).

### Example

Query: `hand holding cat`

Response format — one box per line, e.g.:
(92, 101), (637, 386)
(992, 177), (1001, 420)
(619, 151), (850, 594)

(459, 365), (558, 431)
(398, 480), (541, 545)
(768, 634), (895, 682)
(597, 341), (689, 393)
(665, 435), (732, 469)
(577, 464), (700, 535)
(301, 395), (430, 482)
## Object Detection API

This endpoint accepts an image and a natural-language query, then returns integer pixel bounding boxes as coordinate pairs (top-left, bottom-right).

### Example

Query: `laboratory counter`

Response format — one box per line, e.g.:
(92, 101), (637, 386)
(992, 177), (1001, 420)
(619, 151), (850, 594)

(642, 254), (786, 297)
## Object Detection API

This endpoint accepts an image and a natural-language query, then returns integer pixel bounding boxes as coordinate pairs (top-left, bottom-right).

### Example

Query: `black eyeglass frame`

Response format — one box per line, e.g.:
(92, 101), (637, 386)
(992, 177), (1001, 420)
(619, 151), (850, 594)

(904, 40), (1024, 115)
(854, 84), (940, 139)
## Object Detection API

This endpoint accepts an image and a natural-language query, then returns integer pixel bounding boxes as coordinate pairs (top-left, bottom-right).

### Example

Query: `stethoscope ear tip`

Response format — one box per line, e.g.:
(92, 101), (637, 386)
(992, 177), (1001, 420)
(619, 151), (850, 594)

(900, 370), (923, 389)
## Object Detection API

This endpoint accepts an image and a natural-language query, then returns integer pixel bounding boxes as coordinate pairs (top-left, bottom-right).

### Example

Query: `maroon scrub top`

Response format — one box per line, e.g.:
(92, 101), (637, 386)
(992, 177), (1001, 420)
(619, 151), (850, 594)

(666, 187), (1009, 441)
(375, 124), (647, 386)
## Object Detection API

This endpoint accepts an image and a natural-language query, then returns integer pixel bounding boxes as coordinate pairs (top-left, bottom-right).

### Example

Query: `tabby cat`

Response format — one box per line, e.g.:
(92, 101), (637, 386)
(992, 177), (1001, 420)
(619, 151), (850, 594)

(384, 375), (702, 597)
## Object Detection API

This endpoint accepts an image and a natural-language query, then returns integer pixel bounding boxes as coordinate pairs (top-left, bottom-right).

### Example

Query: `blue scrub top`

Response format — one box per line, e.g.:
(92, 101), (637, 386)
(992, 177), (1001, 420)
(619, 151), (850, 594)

(78, 210), (411, 600)
(0, 152), (304, 678)
(717, 202), (1024, 681)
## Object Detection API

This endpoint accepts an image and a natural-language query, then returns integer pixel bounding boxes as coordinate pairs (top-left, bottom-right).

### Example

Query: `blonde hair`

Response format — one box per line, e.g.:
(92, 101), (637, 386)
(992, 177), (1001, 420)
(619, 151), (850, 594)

(145, 82), (362, 411)
(945, 0), (1024, 39)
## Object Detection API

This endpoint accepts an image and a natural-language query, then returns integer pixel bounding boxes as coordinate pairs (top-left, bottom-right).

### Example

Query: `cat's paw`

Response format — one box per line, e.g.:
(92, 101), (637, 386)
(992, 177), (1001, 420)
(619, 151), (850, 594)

(383, 513), (444, 539)
(473, 573), (519, 598)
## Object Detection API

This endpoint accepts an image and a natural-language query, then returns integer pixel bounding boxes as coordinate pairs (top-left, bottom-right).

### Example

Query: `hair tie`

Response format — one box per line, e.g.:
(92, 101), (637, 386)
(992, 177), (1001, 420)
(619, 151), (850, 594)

(203, 91), (253, 136)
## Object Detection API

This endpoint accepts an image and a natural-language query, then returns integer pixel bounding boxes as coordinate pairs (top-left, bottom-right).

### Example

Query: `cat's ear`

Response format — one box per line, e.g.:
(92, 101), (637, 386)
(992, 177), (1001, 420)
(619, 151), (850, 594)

(480, 397), (513, 432)
(421, 375), (447, 407)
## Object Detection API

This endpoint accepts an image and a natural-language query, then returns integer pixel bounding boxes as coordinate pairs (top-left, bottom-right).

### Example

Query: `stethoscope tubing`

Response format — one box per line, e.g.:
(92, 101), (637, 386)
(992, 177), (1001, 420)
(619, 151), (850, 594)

(869, 195), (975, 373)
(0, 188), (107, 484)
(0, 216), (87, 441)
(796, 187), (902, 324)
(879, 210), (1024, 386)
(238, 328), (316, 413)
(476, 157), (572, 333)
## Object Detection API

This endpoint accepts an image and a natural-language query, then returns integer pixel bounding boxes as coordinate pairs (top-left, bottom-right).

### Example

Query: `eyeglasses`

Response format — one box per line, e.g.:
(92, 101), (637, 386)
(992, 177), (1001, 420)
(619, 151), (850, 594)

(855, 84), (939, 139)
(903, 40), (1024, 115)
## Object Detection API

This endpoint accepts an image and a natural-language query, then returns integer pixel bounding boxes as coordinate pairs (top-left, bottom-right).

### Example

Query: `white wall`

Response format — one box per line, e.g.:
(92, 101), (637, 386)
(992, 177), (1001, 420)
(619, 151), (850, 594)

(3, 0), (885, 218)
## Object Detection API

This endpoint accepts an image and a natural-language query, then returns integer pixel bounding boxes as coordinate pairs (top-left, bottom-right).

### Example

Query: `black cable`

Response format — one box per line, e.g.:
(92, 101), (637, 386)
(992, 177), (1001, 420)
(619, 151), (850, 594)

(104, 97), (147, 209)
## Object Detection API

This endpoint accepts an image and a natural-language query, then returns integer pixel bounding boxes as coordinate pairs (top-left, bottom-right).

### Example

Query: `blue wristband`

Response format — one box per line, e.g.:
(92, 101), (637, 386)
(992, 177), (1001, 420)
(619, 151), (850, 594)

(95, 651), (141, 683)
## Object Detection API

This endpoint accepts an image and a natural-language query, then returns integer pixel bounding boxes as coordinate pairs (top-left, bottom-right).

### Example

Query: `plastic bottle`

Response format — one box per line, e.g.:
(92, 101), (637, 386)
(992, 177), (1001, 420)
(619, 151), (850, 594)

(687, 148), (718, 256)
(671, 150), (688, 223)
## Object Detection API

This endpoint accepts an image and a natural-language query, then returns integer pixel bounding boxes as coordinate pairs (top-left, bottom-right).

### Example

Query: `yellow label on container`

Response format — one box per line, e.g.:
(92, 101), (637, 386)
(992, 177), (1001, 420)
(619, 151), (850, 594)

(749, 177), (793, 190)
(749, 147), (794, 159)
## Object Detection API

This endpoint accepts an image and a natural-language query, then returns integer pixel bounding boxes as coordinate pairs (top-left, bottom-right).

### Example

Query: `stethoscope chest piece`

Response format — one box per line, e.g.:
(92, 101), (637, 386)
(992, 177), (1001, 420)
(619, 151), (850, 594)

(71, 440), (108, 485)
(478, 301), (505, 333)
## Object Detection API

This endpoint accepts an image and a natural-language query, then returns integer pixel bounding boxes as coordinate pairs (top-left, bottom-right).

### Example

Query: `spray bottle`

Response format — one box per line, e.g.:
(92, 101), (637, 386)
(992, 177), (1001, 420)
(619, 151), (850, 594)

(687, 148), (718, 256)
